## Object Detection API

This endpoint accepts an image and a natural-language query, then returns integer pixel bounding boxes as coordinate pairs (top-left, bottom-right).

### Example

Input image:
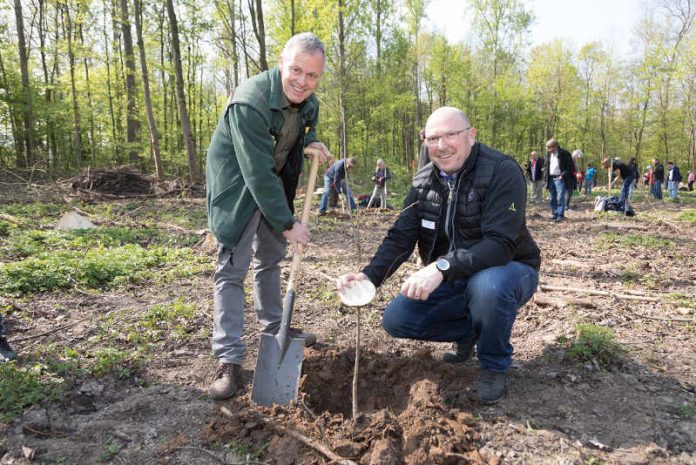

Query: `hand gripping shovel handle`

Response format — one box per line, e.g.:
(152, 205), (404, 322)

(277, 148), (323, 352)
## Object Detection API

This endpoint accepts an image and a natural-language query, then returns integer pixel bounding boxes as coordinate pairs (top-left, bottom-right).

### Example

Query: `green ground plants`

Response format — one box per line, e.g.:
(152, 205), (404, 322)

(0, 244), (209, 295)
(0, 363), (63, 422)
(595, 232), (674, 251)
(676, 209), (696, 223)
(566, 323), (625, 367)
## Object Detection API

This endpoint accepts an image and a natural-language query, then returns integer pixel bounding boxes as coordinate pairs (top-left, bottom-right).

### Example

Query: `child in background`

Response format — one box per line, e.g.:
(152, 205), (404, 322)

(584, 163), (596, 196)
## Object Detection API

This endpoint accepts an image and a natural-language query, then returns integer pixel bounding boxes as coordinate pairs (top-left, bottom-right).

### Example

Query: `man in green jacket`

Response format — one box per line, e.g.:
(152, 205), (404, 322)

(206, 32), (330, 400)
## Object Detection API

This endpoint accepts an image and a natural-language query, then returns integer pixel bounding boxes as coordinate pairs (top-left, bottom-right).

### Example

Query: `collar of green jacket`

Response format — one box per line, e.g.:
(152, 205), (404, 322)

(230, 66), (319, 134)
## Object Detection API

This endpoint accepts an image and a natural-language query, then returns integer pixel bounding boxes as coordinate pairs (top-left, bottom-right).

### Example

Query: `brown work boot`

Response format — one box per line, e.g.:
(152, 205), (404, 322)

(210, 362), (240, 400)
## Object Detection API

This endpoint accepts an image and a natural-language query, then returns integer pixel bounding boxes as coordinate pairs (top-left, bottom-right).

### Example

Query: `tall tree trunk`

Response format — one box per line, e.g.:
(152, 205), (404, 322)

(62, 2), (83, 168)
(248, 0), (267, 71)
(38, 0), (55, 172)
(120, 0), (140, 164)
(290, 0), (295, 35)
(165, 0), (198, 185)
(79, 22), (98, 164)
(103, 0), (118, 160)
(13, 0), (35, 168)
(227, 0), (239, 90)
(134, 0), (164, 180)
(337, 0), (348, 159)
(0, 49), (23, 168)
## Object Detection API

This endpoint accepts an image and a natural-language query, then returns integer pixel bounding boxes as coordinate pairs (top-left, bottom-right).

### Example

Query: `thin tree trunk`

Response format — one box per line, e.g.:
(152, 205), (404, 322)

(38, 0), (55, 172)
(13, 0), (35, 168)
(0, 49), (23, 169)
(134, 0), (164, 180)
(158, 3), (169, 161)
(248, 0), (267, 71)
(337, 0), (348, 159)
(103, 0), (117, 160)
(62, 2), (83, 168)
(79, 22), (98, 164)
(165, 0), (198, 185)
(120, 0), (140, 164)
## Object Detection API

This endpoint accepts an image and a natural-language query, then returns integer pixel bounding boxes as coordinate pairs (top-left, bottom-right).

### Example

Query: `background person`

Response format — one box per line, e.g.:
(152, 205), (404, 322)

(602, 157), (634, 209)
(525, 151), (545, 203)
(544, 139), (574, 222)
(368, 158), (392, 208)
(319, 157), (357, 214)
(337, 107), (540, 404)
(584, 163), (596, 196)
(667, 161), (682, 200)
(652, 158), (665, 200)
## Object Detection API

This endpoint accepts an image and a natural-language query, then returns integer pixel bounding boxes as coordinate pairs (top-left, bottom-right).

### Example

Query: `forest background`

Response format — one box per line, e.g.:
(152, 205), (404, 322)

(1, 0), (695, 195)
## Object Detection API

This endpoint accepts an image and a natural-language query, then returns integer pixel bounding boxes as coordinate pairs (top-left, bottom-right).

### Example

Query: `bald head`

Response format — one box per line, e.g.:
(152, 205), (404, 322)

(423, 106), (476, 174)
(426, 107), (471, 131)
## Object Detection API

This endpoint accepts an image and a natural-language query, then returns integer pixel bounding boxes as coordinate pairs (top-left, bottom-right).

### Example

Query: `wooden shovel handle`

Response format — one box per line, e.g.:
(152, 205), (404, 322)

(284, 147), (329, 291)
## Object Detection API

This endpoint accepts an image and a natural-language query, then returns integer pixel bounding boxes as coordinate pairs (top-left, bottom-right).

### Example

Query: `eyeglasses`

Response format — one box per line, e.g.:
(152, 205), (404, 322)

(425, 127), (470, 146)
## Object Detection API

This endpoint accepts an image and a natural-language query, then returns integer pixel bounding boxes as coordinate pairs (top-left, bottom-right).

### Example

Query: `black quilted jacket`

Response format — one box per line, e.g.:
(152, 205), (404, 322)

(362, 142), (541, 286)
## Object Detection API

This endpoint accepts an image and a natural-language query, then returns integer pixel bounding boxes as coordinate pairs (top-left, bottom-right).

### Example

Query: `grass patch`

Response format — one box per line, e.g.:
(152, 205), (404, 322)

(595, 232), (674, 250)
(90, 348), (144, 379)
(0, 245), (210, 296)
(0, 363), (64, 422)
(1, 227), (197, 260)
(125, 298), (198, 343)
(566, 323), (624, 367)
(677, 209), (696, 223)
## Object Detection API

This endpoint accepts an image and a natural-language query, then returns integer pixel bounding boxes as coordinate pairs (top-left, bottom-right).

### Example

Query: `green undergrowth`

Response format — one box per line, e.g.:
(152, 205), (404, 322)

(1, 227), (197, 261)
(0, 244), (209, 296)
(565, 323), (624, 367)
(595, 232), (674, 250)
(677, 209), (696, 223)
(0, 363), (64, 422)
(0, 344), (146, 423)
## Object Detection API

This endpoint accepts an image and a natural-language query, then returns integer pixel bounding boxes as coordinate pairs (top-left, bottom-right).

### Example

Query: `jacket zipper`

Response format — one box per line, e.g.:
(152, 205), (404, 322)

(445, 179), (456, 252)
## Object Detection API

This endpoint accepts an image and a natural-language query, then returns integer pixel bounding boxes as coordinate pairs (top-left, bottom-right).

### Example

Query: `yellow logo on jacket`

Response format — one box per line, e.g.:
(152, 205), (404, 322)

(509, 202), (516, 212)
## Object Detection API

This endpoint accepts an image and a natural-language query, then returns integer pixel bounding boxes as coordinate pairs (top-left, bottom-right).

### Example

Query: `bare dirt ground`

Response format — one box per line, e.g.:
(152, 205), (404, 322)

(1, 184), (695, 465)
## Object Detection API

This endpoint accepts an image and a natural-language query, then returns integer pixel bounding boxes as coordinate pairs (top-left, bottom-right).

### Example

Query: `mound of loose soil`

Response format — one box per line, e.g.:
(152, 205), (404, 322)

(203, 348), (489, 465)
(71, 166), (152, 196)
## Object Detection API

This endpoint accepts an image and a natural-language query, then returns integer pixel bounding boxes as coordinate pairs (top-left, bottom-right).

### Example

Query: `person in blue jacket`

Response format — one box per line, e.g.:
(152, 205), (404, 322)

(319, 158), (357, 214)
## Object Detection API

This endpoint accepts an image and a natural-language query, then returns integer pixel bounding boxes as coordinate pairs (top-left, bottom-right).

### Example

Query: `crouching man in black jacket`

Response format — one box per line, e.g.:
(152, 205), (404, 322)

(337, 107), (541, 404)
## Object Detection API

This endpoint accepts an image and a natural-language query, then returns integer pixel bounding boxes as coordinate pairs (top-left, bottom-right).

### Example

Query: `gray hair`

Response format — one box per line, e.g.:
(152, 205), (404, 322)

(281, 32), (326, 62)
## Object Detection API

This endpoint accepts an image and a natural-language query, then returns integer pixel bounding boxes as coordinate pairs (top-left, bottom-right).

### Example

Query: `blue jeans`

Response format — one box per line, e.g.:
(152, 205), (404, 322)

(620, 175), (634, 207)
(319, 175), (356, 212)
(548, 178), (567, 219)
(668, 181), (679, 199)
(584, 180), (593, 196)
(382, 261), (539, 372)
(652, 181), (663, 199)
(0, 314), (4, 338)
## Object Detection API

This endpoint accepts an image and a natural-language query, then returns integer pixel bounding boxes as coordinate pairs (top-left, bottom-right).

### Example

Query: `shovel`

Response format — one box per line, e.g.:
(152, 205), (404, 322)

(251, 148), (322, 406)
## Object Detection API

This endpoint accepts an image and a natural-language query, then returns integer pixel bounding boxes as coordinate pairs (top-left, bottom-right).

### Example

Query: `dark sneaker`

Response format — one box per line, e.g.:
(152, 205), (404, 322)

(442, 337), (477, 364)
(477, 369), (507, 404)
(210, 362), (240, 400)
(0, 337), (17, 363)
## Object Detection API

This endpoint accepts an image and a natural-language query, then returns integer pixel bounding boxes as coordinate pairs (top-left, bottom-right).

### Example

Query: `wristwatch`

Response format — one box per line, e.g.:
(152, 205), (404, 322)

(435, 257), (451, 279)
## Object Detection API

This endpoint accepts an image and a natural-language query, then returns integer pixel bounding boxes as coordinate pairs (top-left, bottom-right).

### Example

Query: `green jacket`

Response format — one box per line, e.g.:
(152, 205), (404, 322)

(206, 67), (320, 249)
